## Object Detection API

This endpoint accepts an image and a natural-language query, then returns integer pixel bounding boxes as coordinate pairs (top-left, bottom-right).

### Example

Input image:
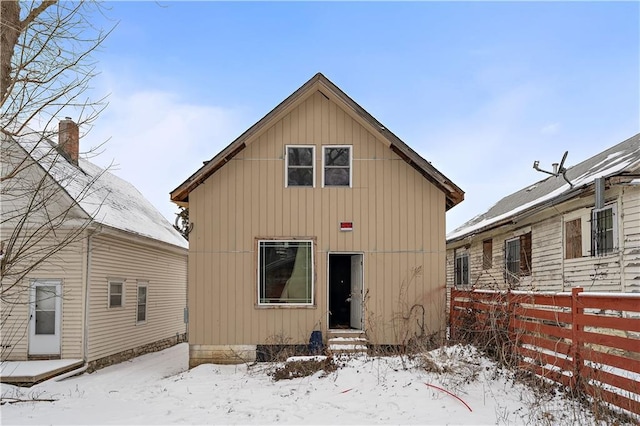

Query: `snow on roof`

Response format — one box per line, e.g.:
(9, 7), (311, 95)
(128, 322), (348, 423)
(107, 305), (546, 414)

(447, 133), (640, 242)
(12, 129), (188, 249)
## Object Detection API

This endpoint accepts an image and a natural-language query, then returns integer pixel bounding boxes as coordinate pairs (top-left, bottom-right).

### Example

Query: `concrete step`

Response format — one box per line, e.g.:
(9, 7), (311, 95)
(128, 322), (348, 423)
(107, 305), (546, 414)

(327, 330), (368, 354)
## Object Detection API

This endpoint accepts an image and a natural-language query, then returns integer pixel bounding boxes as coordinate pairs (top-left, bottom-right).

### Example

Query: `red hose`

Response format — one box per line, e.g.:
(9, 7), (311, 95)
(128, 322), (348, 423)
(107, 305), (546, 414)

(424, 382), (472, 412)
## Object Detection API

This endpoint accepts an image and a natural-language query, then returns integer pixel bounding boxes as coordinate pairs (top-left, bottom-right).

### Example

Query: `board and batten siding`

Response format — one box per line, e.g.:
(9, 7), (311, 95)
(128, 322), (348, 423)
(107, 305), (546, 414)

(86, 232), (187, 362)
(0, 232), (85, 361)
(189, 90), (447, 347)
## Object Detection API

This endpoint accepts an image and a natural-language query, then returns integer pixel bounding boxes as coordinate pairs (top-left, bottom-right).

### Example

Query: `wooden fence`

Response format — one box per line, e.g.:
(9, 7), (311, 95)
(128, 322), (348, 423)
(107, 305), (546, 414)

(449, 287), (640, 417)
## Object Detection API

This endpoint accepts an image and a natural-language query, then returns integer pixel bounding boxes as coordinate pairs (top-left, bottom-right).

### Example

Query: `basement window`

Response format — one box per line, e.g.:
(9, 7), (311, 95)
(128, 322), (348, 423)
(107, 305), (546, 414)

(285, 145), (315, 187)
(322, 146), (352, 187)
(258, 240), (314, 305)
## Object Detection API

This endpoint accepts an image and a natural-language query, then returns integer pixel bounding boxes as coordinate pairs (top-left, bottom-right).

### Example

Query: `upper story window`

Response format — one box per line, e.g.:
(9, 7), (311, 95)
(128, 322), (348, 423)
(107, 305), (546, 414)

(591, 204), (617, 256)
(505, 232), (532, 284)
(454, 249), (469, 287)
(322, 145), (352, 187)
(285, 145), (315, 187)
(258, 240), (314, 305)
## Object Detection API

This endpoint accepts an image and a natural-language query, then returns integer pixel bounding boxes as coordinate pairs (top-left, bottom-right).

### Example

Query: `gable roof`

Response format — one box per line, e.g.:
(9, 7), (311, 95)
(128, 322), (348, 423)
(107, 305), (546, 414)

(447, 133), (640, 243)
(9, 129), (188, 249)
(170, 73), (464, 210)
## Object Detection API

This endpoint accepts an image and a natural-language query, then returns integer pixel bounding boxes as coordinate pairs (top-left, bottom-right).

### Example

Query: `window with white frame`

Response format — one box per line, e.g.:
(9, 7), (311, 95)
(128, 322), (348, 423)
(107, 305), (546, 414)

(322, 145), (352, 187)
(285, 145), (315, 187)
(258, 240), (313, 305)
(137, 283), (148, 323)
(454, 250), (469, 287)
(591, 204), (617, 256)
(108, 280), (124, 308)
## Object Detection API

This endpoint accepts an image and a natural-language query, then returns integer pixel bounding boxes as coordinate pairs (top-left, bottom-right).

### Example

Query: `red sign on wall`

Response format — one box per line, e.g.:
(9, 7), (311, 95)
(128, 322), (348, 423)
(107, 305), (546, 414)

(340, 221), (353, 231)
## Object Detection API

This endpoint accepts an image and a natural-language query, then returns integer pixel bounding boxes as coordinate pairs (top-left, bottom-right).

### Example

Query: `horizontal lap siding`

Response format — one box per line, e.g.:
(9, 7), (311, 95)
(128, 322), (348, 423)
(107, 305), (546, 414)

(622, 186), (640, 293)
(87, 234), (187, 362)
(448, 185), (638, 294)
(0, 233), (85, 360)
(530, 218), (563, 291)
(190, 91), (446, 346)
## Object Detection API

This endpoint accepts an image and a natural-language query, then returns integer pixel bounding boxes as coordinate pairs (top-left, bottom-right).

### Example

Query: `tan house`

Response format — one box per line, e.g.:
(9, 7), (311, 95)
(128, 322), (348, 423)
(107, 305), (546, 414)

(446, 133), (640, 294)
(1, 120), (188, 376)
(170, 73), (464, 366)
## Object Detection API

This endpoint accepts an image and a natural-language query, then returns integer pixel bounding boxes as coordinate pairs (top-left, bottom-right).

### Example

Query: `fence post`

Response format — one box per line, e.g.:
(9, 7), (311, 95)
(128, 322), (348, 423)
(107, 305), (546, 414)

(507, 291), (515, 351)
(571, 286), (584, 389)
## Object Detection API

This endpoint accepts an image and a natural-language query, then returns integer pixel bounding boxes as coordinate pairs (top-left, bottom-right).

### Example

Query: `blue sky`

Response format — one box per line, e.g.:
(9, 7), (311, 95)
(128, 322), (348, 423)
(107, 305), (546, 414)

(82, 1), (639, 233)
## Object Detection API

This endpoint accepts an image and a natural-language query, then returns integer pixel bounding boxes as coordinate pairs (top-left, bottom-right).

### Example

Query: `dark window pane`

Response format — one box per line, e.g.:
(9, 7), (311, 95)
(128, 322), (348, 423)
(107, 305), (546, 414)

(288, 169), (313, 186)
(325, 148), (349, 166)
(324, 169), (349, 186)
(137, 305), (146, 322)
(110, 294), (121, 307)
(593, 208), (614, 255)
(35, 311), (55, 334)
(288, 147), (313, 166)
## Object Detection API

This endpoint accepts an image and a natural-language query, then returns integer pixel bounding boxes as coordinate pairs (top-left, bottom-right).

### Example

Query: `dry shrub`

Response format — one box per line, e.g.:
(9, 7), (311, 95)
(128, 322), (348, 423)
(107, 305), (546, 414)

(271, 356), (337, 381)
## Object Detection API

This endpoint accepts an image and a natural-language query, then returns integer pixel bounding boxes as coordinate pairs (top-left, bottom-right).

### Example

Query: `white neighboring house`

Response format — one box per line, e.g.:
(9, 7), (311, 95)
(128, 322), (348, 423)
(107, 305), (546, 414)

(446, 133), (640, 293)
(0, 120), (188, 371)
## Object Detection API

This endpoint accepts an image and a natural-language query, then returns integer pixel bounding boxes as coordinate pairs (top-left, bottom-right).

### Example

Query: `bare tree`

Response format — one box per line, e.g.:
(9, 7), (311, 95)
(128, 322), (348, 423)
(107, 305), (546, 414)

(1, 1), (113, 359)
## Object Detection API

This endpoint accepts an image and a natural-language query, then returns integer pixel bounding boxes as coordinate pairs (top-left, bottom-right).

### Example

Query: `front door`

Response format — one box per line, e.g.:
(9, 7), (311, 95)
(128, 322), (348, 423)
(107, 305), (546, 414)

(29, 280), (62, 356)
(328, 254), (364, 330)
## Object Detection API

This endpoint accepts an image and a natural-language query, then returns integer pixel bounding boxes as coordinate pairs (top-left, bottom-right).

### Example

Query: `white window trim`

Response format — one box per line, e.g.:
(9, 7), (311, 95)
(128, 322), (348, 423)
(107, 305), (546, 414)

(108, 279), (125, 308)
(257, 239), (315, 306)
(591, 203), (618, 256)
(322, 145), (352, 188)
(285, 145), (315, 188)
(136, 282), (148, 324)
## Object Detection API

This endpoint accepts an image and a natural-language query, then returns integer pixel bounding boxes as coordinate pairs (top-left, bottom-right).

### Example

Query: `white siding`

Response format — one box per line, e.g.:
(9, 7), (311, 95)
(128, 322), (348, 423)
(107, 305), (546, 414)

(447, 184), (640, 294)
(86, 233), (187, 362)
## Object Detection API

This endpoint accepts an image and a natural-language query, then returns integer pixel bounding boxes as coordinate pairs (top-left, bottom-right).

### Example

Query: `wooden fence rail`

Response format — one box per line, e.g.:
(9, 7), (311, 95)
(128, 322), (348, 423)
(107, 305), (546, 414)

(449, 287), (640, 417)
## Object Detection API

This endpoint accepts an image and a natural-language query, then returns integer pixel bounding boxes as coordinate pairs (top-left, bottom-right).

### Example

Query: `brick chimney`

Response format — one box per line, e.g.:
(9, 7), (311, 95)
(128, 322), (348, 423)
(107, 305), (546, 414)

(58, 117), (79, 164)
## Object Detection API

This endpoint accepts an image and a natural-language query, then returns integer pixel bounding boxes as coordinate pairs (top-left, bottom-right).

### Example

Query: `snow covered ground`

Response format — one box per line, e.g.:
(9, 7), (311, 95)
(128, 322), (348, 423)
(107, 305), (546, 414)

(1, 343), (601, 425)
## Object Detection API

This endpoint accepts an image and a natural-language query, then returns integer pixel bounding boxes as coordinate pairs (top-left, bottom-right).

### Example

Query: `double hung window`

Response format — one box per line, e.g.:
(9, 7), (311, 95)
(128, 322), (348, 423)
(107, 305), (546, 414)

(108, 280), (124, 308)
(322, 146), (352, 187)
(285, 146), (315, 187)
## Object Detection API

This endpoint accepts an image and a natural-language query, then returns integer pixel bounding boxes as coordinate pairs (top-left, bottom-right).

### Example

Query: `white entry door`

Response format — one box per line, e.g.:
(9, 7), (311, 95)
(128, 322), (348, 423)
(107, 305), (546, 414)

(29, 280), (62, 356)
(349, 255), (364, 329)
